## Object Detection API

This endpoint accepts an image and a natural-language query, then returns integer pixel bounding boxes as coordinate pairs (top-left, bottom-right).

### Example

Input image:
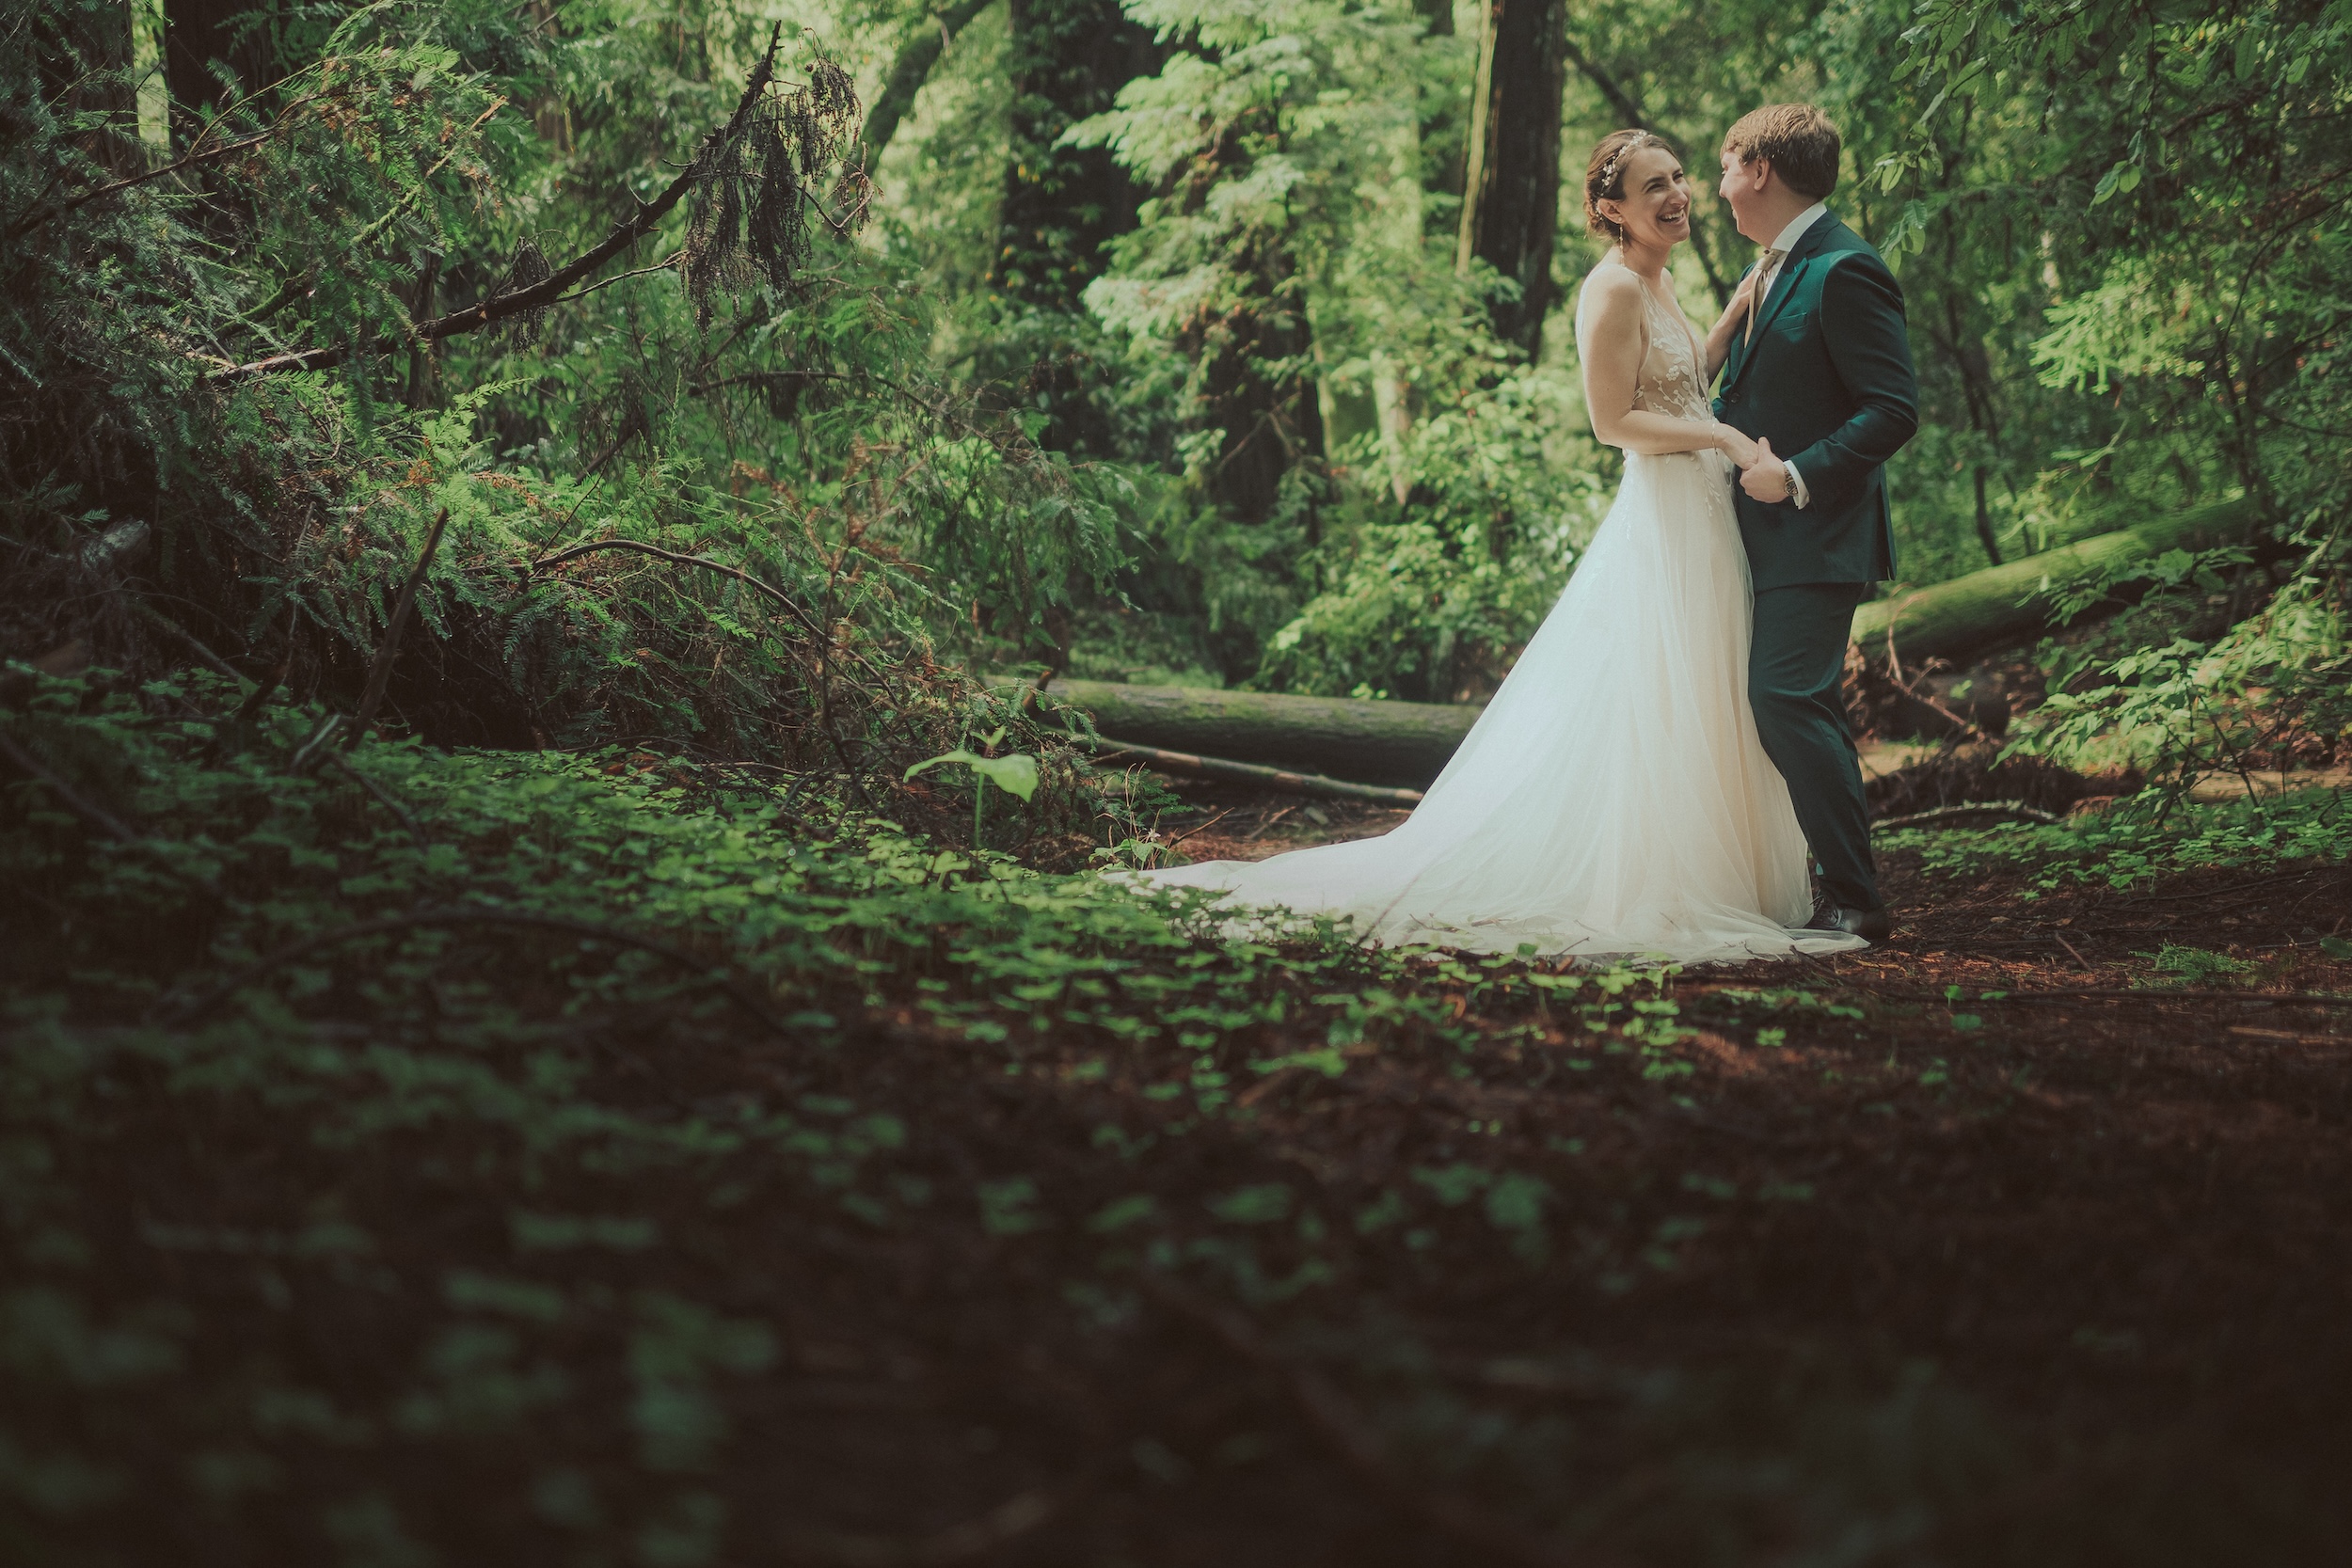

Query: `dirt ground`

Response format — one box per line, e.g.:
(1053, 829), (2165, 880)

(900, 781), (2352, 1564)
(20, 777), (2352, 1567)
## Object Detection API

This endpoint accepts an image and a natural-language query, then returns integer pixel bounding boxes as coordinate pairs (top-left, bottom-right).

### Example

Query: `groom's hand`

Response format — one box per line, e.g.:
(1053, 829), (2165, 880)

(1740, 436), (1792, 503)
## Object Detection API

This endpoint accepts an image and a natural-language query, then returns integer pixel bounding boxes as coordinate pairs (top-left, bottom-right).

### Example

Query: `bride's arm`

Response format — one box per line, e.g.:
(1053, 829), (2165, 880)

(1581, 269), (1755, 462)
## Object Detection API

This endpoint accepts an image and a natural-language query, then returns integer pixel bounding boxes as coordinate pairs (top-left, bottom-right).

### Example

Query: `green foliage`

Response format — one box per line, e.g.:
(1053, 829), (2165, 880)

(1259, 374), (1607, 699)
(2137, 943), (2255, 989)
(1882, 787), (2352, 894)
(3, 0), (1126, 778)
(1873, 0), (2352, 566)
(0, 663), (1741, 1557)
(2013, 574), (2351, 794)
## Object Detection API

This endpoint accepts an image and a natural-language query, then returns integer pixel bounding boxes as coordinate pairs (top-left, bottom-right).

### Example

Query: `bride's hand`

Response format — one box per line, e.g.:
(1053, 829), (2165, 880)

(1713, 269), (1761, 340)
(1713, 421), (1759, 467)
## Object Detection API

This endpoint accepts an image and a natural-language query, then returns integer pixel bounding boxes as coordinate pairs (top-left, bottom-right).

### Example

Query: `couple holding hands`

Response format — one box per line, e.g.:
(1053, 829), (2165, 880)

(1147, 104), (1920, 966)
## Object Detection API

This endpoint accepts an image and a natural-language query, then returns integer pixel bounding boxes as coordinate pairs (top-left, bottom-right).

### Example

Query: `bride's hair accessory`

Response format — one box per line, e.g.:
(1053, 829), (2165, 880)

(1584, 129), (1676, 241)
(1598, 132), (1653, 189)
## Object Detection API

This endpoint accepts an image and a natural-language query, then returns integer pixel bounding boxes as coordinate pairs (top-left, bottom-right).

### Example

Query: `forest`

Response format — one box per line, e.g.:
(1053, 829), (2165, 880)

(3, 0), (2350, 1560)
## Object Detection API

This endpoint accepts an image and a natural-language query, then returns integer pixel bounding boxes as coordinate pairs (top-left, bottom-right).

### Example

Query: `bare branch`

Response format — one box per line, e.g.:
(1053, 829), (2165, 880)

(529, 537), (823, 643)
(349, 508), (451, 744)
(7, 87), (337, 241)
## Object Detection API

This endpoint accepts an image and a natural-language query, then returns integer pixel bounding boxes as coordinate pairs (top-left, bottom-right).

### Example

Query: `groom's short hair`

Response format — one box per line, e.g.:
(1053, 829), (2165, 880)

(1723, 104), (1841, 199)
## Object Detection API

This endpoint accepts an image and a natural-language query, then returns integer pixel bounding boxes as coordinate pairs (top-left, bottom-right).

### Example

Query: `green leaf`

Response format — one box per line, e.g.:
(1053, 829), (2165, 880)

(2090, 160), (2142, 205)
(903, 750), (1040, 801)
(1087, 1195), (1158, 1233)
(1206, 1183), (1292, 1224)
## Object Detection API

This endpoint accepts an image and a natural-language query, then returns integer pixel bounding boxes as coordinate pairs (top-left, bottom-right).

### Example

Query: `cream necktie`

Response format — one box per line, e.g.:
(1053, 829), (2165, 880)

(1746, 248), (1787, 344)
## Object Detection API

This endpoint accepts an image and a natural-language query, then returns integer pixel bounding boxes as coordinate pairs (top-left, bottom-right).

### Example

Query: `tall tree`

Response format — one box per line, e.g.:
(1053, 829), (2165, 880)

(1454, 0), (1567, 357)
(162, 0), (277, 130)
(993, 0), (1159, 313)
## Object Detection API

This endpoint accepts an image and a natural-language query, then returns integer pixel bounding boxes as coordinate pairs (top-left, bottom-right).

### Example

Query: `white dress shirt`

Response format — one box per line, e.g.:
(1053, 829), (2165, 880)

(1753, 202), (1827, 508)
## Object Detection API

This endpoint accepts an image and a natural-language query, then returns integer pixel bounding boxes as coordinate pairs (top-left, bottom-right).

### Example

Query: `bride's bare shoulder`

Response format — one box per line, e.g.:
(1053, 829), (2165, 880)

(1578, 262), (1643, 315)
(1577, 263), (1645, 341)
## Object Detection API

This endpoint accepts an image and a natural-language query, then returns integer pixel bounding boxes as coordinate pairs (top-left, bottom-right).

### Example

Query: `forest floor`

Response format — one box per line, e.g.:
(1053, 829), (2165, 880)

(8, 714), (2351, 1567)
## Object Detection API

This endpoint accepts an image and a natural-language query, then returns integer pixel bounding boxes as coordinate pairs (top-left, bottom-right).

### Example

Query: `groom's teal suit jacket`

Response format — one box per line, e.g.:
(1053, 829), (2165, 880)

(1712, 212), (1918, 591)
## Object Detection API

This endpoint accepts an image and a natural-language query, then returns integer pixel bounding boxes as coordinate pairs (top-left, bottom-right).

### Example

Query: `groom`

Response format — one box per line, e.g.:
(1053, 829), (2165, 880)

(1712, 103), (1918, 942)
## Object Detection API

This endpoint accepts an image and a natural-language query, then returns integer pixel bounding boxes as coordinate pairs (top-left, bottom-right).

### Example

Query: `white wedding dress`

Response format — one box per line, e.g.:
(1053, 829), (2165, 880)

(1135, 261), (1863, 963)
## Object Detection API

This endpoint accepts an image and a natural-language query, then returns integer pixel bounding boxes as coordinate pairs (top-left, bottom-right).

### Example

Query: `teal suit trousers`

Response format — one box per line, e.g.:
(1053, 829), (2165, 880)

(1751, 582), (1879, 912)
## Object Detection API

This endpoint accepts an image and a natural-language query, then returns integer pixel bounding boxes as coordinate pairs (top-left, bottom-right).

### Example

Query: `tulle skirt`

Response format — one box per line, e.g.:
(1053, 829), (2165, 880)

(1132, 449), (1862, 963)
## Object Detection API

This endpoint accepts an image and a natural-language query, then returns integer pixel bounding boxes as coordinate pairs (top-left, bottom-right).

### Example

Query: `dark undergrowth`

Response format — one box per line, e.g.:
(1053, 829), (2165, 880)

(8, 667), (2352, 1565)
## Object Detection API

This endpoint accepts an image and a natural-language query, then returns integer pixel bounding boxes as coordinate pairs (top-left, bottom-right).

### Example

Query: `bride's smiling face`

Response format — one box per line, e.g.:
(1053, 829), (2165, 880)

(1602, 147), (1693, 249)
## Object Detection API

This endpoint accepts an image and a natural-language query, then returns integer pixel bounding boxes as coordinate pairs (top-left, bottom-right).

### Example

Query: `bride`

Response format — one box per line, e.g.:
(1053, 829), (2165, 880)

(1134, 130), (1864, 963)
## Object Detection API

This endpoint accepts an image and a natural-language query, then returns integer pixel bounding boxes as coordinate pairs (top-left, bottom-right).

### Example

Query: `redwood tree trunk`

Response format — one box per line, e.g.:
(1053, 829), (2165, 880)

(983, 0), (1161, 470)
(1455, 0), (1567, 358)
(163, 0), (278, 131)
(993, 0), (1156, 315)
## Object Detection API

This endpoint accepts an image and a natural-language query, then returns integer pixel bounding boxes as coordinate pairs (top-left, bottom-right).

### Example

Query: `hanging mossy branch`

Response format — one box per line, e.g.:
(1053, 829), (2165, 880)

(858, 0), (997, 164)
(209, 25), (865, 381)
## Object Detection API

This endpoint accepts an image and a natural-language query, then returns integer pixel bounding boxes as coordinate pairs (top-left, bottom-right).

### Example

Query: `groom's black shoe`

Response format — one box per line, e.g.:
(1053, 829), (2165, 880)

(1806, 904), (1892, 943)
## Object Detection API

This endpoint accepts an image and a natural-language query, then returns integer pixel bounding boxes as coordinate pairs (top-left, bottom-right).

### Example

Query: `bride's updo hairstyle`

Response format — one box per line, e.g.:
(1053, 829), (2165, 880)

(1584, 129), (1677, 241)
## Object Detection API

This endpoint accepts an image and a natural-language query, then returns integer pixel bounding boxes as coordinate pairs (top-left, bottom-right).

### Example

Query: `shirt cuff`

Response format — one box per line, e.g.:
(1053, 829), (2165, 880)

(1786, 459), (1810, 509)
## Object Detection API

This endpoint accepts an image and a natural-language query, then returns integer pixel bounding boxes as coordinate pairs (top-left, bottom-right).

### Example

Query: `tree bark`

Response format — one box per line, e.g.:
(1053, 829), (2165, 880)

(860, 0), (997, 165)
(1454, 0), (1567, 358)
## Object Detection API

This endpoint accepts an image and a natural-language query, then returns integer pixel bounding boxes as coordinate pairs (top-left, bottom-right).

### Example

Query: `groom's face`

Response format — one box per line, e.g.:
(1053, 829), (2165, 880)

(1720, 150), (1772, 245)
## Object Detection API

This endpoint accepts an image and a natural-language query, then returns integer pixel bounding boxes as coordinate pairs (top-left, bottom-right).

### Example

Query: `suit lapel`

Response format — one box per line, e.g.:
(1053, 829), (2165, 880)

(1727, 213), (1841, 396)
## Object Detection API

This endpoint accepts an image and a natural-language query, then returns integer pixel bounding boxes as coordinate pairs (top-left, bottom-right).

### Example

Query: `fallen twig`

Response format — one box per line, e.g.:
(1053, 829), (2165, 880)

(1243, 803), (1298, 842)
(1874, 800), (2062, 831)
(1842, 986), (2352, 1009)
(1091, 740), (1425, 808)
(1160, 807), (1235, 850)
(324, 754), (428, 846)
(778, 1471), (1098, 1565)
(127, 600), (247, 684)
(0, 728), (227, 896)
(148, 906), (791, 1033)
(1141, 1275), (1597, 1568)
(349, 508), (450, 745)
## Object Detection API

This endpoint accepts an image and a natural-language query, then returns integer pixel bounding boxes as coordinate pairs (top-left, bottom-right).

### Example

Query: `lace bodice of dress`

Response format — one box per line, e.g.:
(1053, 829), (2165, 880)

(1578, 259), (1713, 424)
(1628, 265), (1712, 421)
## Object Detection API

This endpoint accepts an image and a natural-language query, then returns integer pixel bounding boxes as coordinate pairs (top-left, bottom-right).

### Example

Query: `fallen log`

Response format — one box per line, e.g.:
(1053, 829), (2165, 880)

(1851, 496), (2259, 671)
(1017, 677), (1478, 789)
(1005, 499), (2264, 788)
